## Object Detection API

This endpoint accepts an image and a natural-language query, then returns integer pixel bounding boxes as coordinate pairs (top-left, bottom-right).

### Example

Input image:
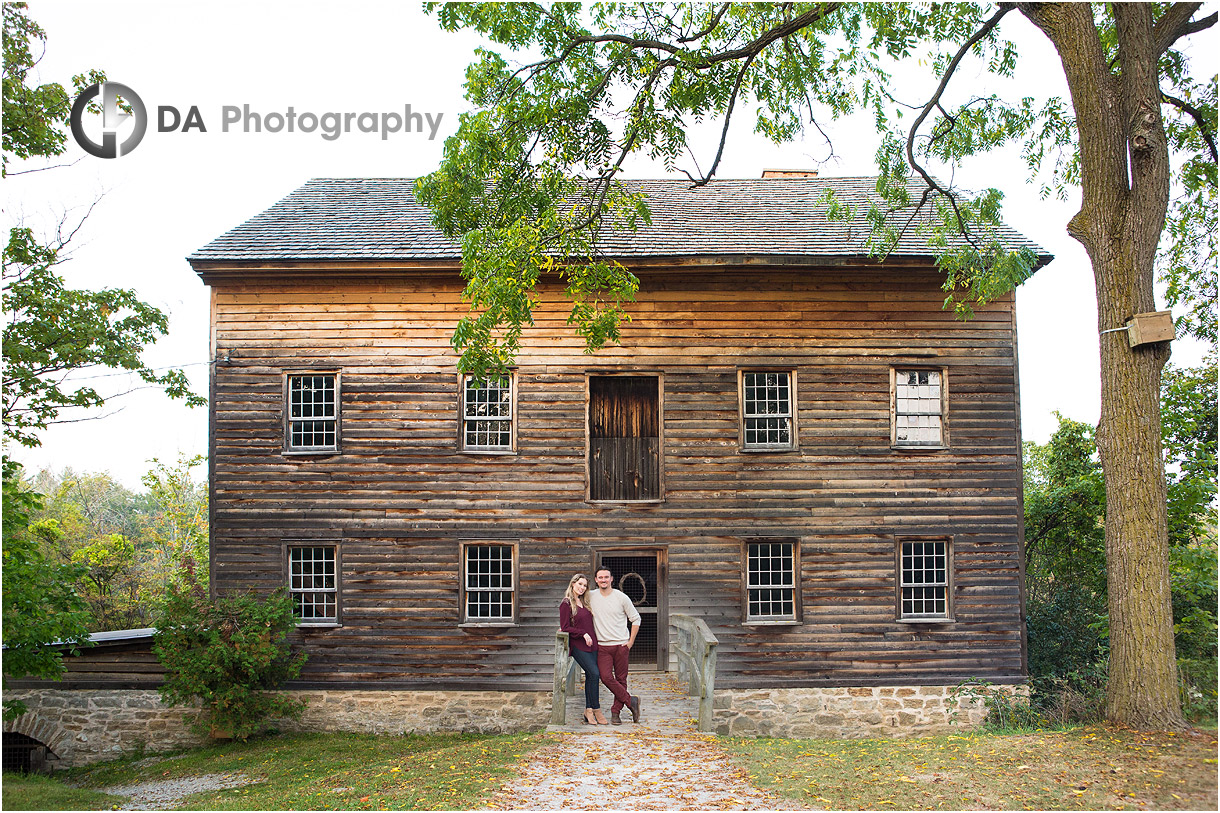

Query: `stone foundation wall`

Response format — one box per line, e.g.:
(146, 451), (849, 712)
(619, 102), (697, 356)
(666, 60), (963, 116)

(3, 688), (553, 768)
(281, 689), (553, 736)
(6, 682), (1025, 768)
(714, 684), (1028, 737)
(3, 689), (206, 768)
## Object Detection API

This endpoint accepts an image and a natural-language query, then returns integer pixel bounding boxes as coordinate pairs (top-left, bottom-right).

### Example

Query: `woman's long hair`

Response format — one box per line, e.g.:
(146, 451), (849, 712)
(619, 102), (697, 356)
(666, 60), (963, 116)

(563, 573), (592, 624)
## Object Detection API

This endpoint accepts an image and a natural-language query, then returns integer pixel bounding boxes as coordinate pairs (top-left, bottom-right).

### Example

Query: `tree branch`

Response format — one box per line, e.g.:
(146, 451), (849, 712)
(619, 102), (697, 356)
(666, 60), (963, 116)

(906, 4), (1015, 247)
(1153, 3), (1216, 57)
(1162, 90), (1218, 162)
(891, 186), (937, 252)
(4, 158), (85, 176)
(690, 51), (757, 186)
(556, 4), (840, 76)
(544, 61), (674, 246)
(565, 31), (683, 56)
(695, 6), (841, 68)
(679, 3), (730, 43)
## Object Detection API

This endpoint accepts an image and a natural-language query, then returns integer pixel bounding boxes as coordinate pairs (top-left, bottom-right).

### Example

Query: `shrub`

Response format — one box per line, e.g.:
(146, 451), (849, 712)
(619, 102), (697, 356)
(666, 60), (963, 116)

(1026, 581), (1106, 685)
(153, 579), (307, 740)
(1178, 657), (1218, 724)
(1025, 577), (1111, 726)
(1029, 659), (1108, 727)
(2, 461), (91, 721)
(949, 678), (1044, 732)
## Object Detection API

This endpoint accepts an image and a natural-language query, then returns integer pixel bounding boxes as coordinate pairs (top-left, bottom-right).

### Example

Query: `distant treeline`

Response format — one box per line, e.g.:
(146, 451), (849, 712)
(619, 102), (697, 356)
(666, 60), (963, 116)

(20, 454), (208, 632)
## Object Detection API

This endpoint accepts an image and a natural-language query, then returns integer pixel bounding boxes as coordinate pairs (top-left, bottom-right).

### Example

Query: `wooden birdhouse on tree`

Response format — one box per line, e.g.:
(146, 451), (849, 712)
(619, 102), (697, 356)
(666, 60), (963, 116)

(1126, 310), (1175, 348)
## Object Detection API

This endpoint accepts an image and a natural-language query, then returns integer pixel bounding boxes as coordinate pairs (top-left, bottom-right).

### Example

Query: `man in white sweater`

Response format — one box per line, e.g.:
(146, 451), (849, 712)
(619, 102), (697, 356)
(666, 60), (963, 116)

(589, 567), (642, 724)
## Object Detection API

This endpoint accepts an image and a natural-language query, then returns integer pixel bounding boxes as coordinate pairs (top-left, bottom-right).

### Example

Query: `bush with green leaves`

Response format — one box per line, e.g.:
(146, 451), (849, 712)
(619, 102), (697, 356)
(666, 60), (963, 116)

(1030, 658), (1110, 728)
(2, 460), (91, 720)
(153, 580), (307, 740)
(948, 678), (1044, 732)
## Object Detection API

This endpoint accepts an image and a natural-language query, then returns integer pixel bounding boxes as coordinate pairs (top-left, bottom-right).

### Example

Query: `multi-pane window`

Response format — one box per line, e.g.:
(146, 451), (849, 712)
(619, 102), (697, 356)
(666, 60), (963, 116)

(742, 371), (795, 449)
(462, 375), (514, 451)
(288, 374), (338, 451)
(894, 370), (944, 447)
(463, 544), (515, 622)
(289, 545), (338, 623)
(899, 539), (949, 619)
(746, 540), (796, 621)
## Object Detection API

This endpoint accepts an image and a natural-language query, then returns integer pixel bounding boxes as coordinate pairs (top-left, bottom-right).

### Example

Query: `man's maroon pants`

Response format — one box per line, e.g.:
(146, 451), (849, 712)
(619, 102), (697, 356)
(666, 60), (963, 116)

(597, 644), (632, 713)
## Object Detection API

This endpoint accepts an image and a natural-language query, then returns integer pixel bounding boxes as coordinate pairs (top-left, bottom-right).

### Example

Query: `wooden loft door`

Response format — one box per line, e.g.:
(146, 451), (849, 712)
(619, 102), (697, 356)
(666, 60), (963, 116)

(589, 376), (660, 501)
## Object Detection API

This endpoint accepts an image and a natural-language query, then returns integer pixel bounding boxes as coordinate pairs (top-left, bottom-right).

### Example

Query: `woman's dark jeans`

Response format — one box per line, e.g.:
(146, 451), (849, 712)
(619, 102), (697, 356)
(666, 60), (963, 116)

(570, 648), (601, 709)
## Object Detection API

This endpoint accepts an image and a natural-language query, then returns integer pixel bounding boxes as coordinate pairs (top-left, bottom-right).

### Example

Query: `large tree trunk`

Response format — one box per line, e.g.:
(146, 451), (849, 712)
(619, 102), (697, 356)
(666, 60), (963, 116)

(1020, 3), (1184, 729)
(1094, 226), (1180, 729)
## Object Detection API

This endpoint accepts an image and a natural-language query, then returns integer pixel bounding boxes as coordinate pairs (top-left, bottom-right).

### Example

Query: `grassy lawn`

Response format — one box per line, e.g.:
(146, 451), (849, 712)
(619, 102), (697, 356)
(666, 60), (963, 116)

(1, 773), (127, 811)
(726, 724), (1219, 810)
(4, 730), (549, 811)
(6, 724), (1216, 811)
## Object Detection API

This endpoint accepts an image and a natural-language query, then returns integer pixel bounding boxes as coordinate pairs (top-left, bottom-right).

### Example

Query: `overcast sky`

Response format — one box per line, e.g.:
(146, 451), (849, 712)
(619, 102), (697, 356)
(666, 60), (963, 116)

(8, 1), (1210, 489)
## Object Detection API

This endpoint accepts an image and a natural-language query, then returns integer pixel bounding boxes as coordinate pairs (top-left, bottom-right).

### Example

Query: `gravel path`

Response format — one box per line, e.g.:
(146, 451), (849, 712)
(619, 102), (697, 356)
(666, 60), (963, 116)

(100, 772), (258, 810)
(490, 671), (809, 810)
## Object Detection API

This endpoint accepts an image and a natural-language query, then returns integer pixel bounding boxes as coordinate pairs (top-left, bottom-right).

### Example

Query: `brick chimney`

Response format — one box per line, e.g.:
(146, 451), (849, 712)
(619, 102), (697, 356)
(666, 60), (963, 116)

(761, 169), (819, 178)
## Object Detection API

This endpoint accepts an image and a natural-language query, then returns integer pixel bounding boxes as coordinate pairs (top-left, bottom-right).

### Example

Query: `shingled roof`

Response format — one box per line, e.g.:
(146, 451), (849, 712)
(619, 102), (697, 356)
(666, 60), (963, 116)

(188, 177), (1052, 269)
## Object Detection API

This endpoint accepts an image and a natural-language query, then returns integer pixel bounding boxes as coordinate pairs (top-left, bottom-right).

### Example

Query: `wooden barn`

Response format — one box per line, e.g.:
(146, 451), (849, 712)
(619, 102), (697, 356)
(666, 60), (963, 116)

(184, 173), (1051, 736)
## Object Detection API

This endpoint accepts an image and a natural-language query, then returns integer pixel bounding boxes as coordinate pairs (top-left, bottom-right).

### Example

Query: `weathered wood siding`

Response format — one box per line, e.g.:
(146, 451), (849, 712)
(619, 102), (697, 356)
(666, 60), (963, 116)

(7, 641), (164, 689)
(207, 265), (1025, 690)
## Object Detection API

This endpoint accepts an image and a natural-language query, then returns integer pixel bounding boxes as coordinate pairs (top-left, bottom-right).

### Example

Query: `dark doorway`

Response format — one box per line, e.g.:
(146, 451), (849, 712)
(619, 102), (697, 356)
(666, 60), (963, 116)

(589, 376), (660, 501)
(598, 552), (664, 668)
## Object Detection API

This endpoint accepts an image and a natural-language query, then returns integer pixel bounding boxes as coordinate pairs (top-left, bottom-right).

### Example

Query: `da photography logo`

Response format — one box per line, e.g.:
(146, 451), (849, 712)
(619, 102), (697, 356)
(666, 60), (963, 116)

(69, 83), (445, 156)
(70, 82), (148, 158)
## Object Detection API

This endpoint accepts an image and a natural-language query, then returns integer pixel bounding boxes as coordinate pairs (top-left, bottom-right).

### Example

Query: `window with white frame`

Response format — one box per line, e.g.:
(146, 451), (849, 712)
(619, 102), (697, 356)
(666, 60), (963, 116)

(463, 544), (515, 622)
(287, 373), (338, 451)
(462, 375), (514, 451)
(893, 369), (944, 447)
(288, 545), (338, 623)
(899, 539), (950, 619)
(741, 371), (795, 449)
(746, 539), (796, 621)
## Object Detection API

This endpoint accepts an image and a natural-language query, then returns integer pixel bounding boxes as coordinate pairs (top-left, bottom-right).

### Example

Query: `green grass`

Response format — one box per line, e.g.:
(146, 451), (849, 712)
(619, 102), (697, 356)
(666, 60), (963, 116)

(725, 724), (1219, 810)
(6, 730), (549, 811)
(2, 772), (127, 811)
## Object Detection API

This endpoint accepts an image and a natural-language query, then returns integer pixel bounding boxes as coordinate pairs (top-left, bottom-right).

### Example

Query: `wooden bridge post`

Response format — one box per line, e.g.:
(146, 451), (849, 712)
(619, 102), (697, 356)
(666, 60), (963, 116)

(552, 631), (571, 726)
(671, 614), (719, 732)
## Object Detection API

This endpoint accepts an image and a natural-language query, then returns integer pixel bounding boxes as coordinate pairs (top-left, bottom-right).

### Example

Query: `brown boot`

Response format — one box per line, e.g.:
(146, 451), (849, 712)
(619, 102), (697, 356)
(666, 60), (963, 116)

(629, 695), (641, 723)
(593, 710), (609, 725)
(610, 710), (622, 725)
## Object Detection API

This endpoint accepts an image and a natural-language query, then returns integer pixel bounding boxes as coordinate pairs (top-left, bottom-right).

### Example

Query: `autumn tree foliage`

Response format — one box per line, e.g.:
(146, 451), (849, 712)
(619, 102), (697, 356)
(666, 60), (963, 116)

(421, 2), (1216, 729)
(26, 455), (209, 632)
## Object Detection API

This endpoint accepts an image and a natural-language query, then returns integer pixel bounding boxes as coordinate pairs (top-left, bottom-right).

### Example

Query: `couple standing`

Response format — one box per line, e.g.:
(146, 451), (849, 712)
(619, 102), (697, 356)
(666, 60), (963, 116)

(560, 569), (643, 726)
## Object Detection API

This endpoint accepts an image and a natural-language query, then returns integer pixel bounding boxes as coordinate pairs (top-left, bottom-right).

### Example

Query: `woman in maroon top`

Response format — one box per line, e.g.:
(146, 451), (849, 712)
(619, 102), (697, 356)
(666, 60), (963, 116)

(560, 573), (607, 724)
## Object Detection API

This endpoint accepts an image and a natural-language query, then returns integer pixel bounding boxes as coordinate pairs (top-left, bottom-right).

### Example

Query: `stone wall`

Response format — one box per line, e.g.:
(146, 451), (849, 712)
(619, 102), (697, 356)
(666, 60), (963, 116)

(713, 684), (1028, 737)
(3, 688), (554, 768)
(6, 682), (1024, 768)
(3, 689), (206, 768)
(282, 689), (553, 736)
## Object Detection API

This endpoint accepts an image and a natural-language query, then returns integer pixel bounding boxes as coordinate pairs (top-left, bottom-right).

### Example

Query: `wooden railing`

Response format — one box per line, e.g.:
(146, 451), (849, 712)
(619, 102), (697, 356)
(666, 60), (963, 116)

(672, 614), (719, 732)
(551, 630), (578, 725)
